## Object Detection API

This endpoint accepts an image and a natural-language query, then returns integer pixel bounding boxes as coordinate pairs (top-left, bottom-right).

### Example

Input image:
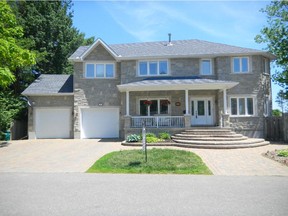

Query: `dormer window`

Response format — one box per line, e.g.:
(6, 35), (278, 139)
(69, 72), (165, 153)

(138, 60), (168, 76)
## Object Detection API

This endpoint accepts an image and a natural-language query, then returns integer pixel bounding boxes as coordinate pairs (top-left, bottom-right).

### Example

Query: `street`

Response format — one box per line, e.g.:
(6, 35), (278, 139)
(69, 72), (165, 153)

(0, 173), (287, 216)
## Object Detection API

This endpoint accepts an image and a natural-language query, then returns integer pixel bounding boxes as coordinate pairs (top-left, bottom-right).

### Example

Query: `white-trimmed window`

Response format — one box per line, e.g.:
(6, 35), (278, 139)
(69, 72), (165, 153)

(200, 59), (212, 75)
(264, 58), (269, 74)
(232, 57), (249, 73)
(264, 95), (270, 117)
(230, 96), (256, 116)
(85, 63), (115, 78)
(138, 60), (168, 76)
(139, 98), (170, 116)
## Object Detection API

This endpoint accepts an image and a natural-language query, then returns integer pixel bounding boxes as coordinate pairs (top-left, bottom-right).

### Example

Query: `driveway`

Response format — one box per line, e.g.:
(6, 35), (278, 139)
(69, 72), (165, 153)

(0, 139), (287, 175)
(0, 139), (132, 172)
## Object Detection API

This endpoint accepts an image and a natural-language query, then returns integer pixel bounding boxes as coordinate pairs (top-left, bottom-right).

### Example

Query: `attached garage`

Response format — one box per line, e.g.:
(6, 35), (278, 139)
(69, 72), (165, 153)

(81, 107), (119, 139)
(35, 108), (72, 139)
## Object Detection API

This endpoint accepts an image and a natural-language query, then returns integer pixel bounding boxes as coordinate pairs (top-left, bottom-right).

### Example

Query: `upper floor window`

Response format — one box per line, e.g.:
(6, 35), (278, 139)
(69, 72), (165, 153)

(85, 63), (115, 78)
(138, 60), (168, 76)
(233, 57), (249, 73)
(264, 58), (269, 74)
(200, 59), (212, 75)
(230, 96), (255, 116)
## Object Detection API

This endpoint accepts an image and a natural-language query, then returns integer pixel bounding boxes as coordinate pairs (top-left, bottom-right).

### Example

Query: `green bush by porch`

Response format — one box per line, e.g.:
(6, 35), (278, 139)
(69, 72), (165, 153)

(87, 148), (212, 175)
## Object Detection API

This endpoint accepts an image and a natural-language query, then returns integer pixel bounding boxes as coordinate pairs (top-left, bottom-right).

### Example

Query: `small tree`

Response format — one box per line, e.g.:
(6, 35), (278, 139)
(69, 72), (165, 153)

(272, 109), (282, 117)
(275, 90), (288, 113)
(255, 0), (288, 97)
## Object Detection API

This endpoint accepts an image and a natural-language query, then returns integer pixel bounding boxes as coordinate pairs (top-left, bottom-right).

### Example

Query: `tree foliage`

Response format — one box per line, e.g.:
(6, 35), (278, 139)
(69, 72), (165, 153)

(0, 0), (35, 88)
(255, 0), (288, 95)
(10, 0), (94, 75)
(0, 91), (27, 131)
(272, 109), (282, 117)
(276, 89), (288, 113)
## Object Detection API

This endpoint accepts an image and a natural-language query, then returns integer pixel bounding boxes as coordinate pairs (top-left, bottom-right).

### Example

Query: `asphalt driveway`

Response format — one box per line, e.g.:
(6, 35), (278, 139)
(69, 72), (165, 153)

(0, 139), (287, 175)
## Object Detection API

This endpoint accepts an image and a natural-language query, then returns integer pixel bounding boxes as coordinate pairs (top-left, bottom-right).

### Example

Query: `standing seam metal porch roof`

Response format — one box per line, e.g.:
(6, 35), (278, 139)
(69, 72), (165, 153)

(117, 77), (239, 92)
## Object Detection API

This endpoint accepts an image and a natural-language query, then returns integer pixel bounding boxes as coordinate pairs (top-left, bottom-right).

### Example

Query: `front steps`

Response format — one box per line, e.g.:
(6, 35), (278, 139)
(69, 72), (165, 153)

(172, 128), (269, 149)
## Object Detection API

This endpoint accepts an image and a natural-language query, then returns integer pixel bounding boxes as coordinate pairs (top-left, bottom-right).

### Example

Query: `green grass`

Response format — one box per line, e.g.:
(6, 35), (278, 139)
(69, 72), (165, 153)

(87, 148), (212, 175)
(277, 149), (288, 157)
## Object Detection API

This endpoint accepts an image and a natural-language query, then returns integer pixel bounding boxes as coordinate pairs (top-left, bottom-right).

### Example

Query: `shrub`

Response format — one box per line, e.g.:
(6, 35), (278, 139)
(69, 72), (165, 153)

(126, 134), (141, 142)
(146, 133), (157, 138)
(277, 149), (288, 157)
(146, 136), (160, 143)
(158, 132), (171, 140)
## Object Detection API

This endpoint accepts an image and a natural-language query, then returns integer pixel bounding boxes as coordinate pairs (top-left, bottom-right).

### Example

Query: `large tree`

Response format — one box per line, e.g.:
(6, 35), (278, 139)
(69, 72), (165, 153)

(255, 0), (288, 95)
(10, 0), (93, 75)
(0, 0), (35, 88)
(0, 1), (35, 133)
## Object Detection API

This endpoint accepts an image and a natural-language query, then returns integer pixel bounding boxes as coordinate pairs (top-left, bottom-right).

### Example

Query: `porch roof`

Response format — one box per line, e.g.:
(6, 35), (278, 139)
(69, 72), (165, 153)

(117, 77), (239, 92)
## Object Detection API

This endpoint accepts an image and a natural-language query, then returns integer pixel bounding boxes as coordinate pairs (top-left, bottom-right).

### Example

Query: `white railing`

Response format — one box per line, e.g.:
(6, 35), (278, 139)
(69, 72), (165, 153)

(131, 116), (184, 128)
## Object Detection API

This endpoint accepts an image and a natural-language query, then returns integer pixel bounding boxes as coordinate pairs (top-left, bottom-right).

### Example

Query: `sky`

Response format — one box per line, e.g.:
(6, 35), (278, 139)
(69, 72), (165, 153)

(71, 0), (284, 110)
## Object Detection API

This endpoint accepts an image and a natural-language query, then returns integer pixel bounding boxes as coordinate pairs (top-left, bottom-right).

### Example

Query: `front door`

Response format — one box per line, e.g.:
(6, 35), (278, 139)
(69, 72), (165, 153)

(191, 97), (214, 126)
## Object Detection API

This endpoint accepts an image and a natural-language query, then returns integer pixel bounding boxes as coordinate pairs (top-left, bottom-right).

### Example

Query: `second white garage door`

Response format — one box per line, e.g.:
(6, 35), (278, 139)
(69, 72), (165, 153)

(81, 108), (119, 139)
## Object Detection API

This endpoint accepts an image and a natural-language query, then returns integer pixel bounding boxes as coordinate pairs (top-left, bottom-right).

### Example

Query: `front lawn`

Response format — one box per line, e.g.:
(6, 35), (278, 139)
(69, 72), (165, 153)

(87, 148), (212, 175)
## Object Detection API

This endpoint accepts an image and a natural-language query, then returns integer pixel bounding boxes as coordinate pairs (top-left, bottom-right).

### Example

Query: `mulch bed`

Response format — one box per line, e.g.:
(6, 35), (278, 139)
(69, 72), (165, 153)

(262, 149), (288, 167)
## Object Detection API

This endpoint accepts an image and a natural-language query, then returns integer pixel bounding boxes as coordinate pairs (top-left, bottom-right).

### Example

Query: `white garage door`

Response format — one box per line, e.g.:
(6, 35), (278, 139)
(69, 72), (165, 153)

(35, 108), (71, 139)
(81, 108), (119, 139)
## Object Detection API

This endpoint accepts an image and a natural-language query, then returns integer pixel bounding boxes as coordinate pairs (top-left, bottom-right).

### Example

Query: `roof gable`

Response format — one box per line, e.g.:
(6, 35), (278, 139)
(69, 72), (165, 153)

(79, 38), (119, 61)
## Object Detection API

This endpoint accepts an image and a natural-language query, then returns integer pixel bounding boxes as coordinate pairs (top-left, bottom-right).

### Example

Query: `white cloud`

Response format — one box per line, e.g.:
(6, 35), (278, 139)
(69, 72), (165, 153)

(102, 1), (268, 44)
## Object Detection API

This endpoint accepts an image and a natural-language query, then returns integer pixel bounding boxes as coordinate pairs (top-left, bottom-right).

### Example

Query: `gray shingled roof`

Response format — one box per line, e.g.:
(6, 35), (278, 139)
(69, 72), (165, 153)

(69, 39), (274, 60)
(22, 74), (73, 95)
(117, 77), (238, 92)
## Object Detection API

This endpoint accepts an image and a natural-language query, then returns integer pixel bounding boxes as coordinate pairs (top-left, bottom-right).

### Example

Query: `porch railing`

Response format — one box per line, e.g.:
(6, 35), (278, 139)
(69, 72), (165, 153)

(131, 116), (184, 128)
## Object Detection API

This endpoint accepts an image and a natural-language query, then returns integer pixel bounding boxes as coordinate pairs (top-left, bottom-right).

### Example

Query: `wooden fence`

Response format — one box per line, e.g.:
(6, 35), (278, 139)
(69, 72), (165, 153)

(264, 117), (283, 141)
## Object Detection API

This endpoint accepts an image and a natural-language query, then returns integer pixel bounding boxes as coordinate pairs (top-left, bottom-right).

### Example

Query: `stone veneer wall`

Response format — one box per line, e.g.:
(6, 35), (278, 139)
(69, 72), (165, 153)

(216, 55), (272, 137)
(73, 44), (121, 138)
(27, 95), (74, 139)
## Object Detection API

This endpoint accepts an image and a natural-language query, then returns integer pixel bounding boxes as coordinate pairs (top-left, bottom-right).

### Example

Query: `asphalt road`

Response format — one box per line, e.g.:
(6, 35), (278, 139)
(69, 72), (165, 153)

(0, 173), (287, 216)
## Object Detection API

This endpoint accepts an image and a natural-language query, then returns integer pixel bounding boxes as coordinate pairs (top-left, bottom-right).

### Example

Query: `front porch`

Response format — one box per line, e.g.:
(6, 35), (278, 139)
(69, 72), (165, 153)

(117, 77), (238, 138)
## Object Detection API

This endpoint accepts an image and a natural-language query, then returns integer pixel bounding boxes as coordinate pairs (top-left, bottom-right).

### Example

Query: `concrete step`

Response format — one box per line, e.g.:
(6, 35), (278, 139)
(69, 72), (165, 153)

(181, 131), (236, 135)
(173, 138), (266, 145)
(173, 133), (244, 138)
(171, 135), (247, 141)
(171, 141), (270, 149)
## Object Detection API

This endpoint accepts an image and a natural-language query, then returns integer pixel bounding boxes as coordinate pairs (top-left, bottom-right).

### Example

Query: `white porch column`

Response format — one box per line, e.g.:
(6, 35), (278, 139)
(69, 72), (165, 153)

(126, 91), (130, 116)
(185, 89), (189, 115)
(223, 89), (227, 114)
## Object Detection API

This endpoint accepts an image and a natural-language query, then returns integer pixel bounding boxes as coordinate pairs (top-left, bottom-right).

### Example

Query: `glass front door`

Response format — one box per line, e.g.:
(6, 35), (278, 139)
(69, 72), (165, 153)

(191, 97), (213, 125)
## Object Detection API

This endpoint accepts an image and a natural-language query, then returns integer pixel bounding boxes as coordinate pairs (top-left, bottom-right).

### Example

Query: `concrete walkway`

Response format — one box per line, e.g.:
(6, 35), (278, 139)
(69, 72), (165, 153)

(0, 139), (287, 175)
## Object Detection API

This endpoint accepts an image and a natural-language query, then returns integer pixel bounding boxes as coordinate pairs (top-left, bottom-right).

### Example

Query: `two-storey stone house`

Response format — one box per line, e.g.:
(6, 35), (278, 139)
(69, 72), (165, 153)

(23, 38), (274, 139)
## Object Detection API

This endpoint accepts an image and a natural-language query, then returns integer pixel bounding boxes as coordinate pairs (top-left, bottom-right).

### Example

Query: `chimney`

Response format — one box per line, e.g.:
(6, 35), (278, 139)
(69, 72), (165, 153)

(167, 33), (173, 46)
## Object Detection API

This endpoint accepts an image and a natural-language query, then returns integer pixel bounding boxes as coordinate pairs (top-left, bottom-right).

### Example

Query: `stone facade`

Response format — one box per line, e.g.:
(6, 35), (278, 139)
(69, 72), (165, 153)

(70, 44), (272, 139)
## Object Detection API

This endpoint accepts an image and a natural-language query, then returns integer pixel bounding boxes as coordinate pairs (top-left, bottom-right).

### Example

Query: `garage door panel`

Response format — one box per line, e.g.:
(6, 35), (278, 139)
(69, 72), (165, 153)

(35, 108), (71, 139)
(81, 108), (119, 139)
